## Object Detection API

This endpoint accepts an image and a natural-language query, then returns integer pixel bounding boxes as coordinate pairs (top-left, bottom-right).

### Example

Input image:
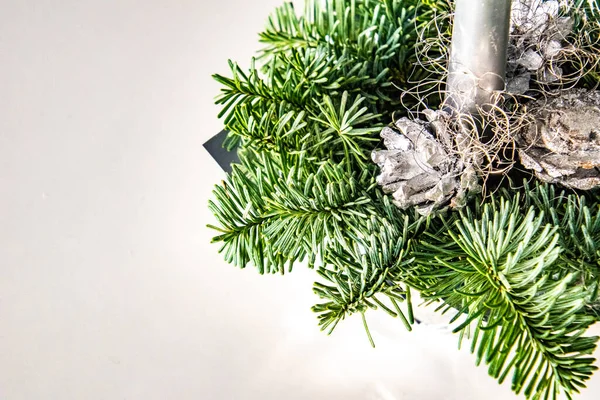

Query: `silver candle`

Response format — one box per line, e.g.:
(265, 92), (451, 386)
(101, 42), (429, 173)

(446, 0), (512, 112)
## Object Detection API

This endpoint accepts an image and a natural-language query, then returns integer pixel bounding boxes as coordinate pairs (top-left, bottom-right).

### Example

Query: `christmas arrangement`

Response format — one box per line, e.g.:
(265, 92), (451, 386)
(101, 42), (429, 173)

(207, 1), (600, 398)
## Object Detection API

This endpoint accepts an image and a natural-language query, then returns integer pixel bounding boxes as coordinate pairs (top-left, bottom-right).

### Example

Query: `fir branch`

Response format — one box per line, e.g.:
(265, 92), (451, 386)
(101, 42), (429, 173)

(276, 46), (396, 103)
(259, 0), (443, 65)
(312, 213), (419, 343)
(208, 151), (381, 273)
(212, 1), (453, 167)
(221, 83), (385, 172)
(573, 0), (600, 16)
(522, 183), (600, 280)
(309, 91), (383, 169)
(225, 102), (309, 153)
(213, 59), (306, 126)
(259, 1), (391, 60)
(415, 196), (599, 400)
(257, 0), (450, 110)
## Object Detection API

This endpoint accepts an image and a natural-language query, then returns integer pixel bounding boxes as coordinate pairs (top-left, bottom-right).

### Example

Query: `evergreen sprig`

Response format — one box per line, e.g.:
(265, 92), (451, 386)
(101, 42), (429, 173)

(414, 195), (599, 400)
(213, 0), (450, 166)
(310, 91), (383, 168)
(208, 149), (381, 274)
(214, 58), (385, 170)
(522, 183), (600, 293)
(312, 213), (418, 345)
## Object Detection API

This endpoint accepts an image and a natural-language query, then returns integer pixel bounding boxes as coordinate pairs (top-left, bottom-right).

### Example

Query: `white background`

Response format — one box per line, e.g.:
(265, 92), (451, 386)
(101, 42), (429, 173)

(1, 1), (599, 399)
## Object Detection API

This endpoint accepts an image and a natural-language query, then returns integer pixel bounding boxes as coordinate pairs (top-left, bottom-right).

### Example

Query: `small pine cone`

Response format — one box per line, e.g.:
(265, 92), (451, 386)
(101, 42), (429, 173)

(518, 89), (600, 190)
(372, 112), (480, 216)
(506, 0), (573, 94)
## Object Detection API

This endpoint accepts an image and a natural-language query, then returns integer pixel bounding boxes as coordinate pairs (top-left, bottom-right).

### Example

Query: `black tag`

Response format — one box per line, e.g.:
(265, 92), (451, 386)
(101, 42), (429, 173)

(203, 130), (239, 173)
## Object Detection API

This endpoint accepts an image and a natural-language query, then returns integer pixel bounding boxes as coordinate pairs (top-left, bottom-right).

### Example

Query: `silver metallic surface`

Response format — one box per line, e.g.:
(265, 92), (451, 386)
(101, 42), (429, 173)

(518, 89), (600, 190)
(446, 0), (512, 112)
(372, 112), (480, 215)
(506, 0), (573, 94)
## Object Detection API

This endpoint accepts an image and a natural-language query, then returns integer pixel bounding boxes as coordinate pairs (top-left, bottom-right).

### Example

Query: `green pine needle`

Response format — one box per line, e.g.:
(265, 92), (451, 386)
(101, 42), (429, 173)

(415, 195), (599, 400)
